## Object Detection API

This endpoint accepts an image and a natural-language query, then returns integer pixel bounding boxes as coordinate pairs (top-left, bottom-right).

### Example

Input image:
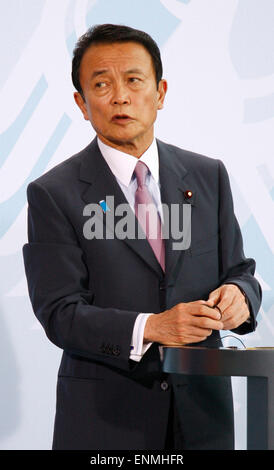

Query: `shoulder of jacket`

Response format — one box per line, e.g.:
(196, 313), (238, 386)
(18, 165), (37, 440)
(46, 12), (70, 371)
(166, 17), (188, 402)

(157, 138), (221, 171)
(27, 140), (94, 191)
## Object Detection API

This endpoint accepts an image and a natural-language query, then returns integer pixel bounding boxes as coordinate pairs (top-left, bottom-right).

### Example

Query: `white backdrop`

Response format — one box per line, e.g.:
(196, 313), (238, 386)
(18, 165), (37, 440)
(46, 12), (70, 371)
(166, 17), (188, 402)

(1, 0), (273, 450)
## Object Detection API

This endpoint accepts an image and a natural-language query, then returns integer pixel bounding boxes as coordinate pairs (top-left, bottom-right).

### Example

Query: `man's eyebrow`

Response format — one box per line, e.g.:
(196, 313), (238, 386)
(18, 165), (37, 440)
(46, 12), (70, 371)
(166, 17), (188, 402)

(90, 68), (146, 80)
(125, 68), (145, 75)
(90, 69), (109, 80)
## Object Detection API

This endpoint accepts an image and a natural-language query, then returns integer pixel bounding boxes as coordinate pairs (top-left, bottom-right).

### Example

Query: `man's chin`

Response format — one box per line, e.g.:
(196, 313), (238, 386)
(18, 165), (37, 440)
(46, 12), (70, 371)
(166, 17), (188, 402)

(98, 132), (141, 148)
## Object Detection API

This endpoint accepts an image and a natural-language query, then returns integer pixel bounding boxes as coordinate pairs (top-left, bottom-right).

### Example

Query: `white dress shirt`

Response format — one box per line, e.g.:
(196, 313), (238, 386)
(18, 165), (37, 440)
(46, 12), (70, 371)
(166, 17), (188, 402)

(97, 136), (162, 362)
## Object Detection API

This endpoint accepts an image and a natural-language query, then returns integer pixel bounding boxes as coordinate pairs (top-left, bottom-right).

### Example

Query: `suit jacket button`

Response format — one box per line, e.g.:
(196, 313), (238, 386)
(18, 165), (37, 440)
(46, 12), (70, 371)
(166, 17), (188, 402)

(112, 345), (121, 356)
(160, 380), (169, 391)
(99, 343), (106, 353)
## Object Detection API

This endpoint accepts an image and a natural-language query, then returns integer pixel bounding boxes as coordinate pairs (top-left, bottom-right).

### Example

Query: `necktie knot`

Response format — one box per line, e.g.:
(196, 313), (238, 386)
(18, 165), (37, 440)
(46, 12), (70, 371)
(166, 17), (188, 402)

(134, 161), (149, 188)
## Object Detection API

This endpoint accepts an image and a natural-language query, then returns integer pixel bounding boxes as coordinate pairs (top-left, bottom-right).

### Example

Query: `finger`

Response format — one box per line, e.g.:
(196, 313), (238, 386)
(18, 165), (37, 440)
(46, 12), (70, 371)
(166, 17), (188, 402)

(179, 330), (213, 343)
(187, 335), (211, 344)
(220, 296), (245, 328)
(176, 323), (213, 339)
(222, 306), (249, 330)
(188, 326), (213, 337)
(197, 300), (223, 320)
(196, 304), (223, 321)
(188, 300), (219, 315)
(213, 305), (222, 319)
(217, 297), (233, 315)
(198, 298), (216, 309)
(207, 289), (221, 306)
(178, 303), (222, 321)
(219, 291), (243, 323)
(162, 328), (212, 346)
(163, 335), (208, 346)
(193, 315), (223, 331)
(216, 286), (239, 313)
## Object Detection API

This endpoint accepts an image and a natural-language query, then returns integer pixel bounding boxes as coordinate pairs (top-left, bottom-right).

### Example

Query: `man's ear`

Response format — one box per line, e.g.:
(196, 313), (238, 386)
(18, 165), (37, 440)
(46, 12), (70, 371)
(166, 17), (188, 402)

(74, 92), (89, 120)
(157, 79), (168, 110)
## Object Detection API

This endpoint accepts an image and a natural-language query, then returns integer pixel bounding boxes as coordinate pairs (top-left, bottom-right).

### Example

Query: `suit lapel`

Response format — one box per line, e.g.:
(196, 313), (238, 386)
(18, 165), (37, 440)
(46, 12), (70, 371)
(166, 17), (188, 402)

(79, 138), (163, 279)
(157, 140), (196, 288)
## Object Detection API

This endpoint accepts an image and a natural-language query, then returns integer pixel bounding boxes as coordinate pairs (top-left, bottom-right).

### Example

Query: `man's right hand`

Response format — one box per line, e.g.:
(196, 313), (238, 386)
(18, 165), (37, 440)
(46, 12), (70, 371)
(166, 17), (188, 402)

(143, 300), (223, 346)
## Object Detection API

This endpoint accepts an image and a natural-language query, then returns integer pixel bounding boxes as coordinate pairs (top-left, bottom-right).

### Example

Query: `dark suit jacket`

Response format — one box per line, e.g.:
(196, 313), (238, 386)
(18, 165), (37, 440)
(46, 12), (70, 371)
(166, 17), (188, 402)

(22, 137), (261, 450)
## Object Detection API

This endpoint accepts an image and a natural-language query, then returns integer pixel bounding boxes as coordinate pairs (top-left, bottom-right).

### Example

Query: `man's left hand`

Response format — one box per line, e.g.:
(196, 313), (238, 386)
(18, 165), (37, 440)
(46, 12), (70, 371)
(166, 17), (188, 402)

(205, 284), (250, 330)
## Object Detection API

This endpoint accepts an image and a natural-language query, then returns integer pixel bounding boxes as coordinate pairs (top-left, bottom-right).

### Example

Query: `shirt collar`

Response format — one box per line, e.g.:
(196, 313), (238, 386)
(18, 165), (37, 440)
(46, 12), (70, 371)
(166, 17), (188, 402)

(97, 136), (159, 187)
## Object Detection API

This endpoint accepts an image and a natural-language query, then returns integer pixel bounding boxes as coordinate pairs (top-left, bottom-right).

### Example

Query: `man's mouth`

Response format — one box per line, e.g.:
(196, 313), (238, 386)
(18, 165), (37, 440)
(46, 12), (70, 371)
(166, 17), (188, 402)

(111, 114), (134, 123)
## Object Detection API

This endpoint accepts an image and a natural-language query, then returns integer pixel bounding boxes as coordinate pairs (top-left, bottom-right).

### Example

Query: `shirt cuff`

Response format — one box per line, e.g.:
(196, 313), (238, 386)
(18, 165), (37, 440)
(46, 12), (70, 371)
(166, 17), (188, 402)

(130, 313), (154, 362)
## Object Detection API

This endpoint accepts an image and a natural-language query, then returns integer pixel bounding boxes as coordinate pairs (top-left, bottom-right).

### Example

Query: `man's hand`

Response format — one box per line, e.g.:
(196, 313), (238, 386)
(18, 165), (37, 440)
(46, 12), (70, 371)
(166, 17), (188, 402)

(205, 284), (250, 330)
(144, 300), (223, 346)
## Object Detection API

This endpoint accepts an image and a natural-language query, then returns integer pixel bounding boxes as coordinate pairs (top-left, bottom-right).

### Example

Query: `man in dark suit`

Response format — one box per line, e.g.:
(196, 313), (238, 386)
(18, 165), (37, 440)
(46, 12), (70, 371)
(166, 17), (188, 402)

(22, 24), (261, 450)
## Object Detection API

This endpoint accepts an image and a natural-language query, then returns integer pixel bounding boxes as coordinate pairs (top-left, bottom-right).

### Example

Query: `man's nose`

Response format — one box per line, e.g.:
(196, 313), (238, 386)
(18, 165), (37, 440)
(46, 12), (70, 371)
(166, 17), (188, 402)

(111, 82), (130, 105)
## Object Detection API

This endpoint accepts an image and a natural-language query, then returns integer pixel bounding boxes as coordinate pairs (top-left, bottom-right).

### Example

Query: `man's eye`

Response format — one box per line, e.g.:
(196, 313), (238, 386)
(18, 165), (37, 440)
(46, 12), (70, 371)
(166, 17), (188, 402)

(95, 82), (106, 88)
(129, 77), (140, 83)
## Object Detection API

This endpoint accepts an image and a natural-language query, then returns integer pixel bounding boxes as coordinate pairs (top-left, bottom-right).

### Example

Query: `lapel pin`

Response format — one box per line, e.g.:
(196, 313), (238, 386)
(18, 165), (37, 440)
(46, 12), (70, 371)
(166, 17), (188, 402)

(99, 200), (110, 213)
(184, 190), (193, 199)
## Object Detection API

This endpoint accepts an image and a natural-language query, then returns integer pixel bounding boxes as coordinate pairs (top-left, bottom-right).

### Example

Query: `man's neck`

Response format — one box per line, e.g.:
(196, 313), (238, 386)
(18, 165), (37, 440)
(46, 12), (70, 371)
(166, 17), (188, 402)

(97, 133), (154, 158)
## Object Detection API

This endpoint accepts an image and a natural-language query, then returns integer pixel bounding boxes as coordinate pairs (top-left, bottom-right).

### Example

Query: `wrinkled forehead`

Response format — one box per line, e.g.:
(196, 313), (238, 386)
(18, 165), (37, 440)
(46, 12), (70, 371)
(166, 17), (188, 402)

(80, 41), (155, 78)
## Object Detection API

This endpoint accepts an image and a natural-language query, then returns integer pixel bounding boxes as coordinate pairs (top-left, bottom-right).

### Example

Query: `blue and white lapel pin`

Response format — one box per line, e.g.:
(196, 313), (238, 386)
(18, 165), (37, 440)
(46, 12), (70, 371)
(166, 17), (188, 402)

(99, 199), (110, 213)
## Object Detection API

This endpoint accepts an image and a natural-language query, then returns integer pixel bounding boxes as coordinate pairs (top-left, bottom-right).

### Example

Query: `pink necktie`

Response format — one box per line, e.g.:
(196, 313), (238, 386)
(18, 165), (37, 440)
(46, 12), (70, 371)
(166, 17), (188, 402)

(134, 161), (165, 272)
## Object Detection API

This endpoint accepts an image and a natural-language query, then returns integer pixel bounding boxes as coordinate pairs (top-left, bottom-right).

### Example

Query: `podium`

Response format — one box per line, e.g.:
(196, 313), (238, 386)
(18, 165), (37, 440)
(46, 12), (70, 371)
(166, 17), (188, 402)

(161, 346), (274, 450)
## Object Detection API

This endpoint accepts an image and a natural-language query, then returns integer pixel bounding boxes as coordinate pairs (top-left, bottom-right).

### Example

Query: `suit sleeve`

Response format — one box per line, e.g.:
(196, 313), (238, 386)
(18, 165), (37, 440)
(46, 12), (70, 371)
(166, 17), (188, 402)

(22, 181), (140, 371)
(217, 160), (262, 334)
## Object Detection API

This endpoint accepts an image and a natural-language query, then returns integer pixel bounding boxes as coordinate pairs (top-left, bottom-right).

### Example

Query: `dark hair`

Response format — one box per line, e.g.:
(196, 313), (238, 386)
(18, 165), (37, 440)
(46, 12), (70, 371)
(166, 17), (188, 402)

(72, 24), (163, 98)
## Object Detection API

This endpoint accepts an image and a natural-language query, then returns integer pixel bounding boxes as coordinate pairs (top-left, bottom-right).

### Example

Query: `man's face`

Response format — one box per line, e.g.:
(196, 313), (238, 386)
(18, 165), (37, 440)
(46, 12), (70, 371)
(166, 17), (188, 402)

(74, 41), (167, 155)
